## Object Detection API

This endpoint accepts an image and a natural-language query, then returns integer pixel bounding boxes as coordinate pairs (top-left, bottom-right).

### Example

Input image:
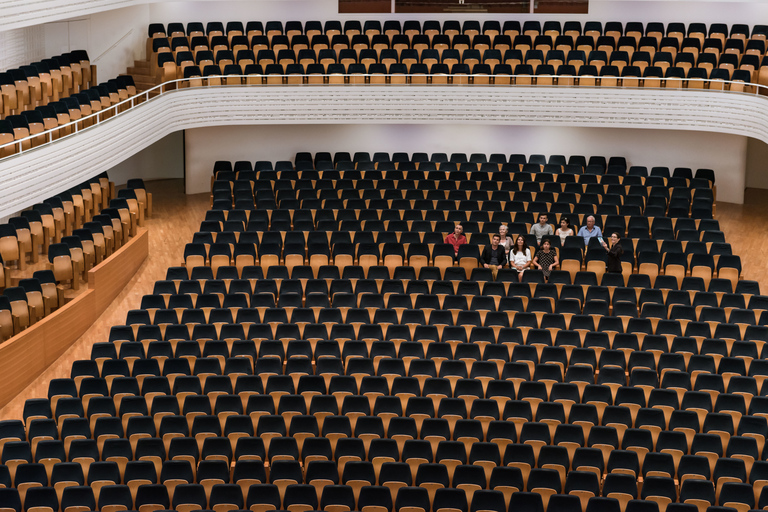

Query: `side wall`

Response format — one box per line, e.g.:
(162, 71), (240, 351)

(147, 0), (768, 29)
(107, 131), (185, 187)
(0, 26), (45, 71)
(43, 4), (149, 84)
(746, 137), (768, 190)
(185, 124), (747, 202)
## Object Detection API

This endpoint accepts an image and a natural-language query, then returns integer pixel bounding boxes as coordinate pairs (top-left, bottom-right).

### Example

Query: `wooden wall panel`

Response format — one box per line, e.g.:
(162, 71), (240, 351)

(90, 228), (149, 306)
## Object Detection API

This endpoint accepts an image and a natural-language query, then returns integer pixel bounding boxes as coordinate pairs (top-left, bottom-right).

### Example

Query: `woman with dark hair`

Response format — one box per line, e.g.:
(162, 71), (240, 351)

(602, 232), (624, 273)
(556, 217), (574, 244)
(533, 239), (559, 281)
(510, 235), (532, 282)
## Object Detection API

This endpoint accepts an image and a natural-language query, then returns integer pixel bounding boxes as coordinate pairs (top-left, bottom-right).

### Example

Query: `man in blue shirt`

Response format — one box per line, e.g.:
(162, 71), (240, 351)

(577, 215), (602, 245)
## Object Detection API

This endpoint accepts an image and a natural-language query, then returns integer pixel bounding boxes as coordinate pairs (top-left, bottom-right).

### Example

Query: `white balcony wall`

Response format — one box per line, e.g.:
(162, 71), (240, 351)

(0, 84), (761, 219)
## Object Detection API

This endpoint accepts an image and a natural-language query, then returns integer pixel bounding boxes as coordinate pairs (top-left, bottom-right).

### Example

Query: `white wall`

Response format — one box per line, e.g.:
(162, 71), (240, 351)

(147, 0), (768, 27)
(43, 4), (149, 81)
(0, 26), (46, 71)
(5, 0), (768, 36)
(185, 123), (747, 201)
(746, 137), (768, 190)
(107, 131), (185, 186)
(588, 1), (768, 25)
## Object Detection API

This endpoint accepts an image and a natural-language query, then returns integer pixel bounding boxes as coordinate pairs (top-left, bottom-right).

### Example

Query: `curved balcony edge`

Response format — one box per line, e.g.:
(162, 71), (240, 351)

(1, 84), (766, 218)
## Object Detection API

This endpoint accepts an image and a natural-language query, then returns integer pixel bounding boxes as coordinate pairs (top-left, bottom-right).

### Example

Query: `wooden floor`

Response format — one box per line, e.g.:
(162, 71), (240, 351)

(0, 179), (764, 421)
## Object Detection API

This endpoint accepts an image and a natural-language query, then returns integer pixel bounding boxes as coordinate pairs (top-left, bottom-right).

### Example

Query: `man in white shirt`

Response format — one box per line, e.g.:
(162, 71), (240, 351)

(530, 213), (553, 243)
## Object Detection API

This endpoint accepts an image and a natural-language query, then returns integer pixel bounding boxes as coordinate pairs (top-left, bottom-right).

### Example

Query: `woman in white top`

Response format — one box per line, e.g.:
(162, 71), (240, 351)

(498, 224), (513, 258)
(510, 235), (532, 282)
(555, 217), (574, 244)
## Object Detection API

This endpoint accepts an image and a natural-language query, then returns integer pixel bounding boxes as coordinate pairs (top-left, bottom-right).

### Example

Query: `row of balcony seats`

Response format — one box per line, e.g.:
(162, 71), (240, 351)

(0, 76), (137, 157)
(166, 47), (758, 83)
(176, 61), (755, 91)
(147, 21), (768, 64)
(148, 20), (768, 89)
(147, 20), (768, 41)
(156, 34), (768, 65)
(0, 51), (93, 119)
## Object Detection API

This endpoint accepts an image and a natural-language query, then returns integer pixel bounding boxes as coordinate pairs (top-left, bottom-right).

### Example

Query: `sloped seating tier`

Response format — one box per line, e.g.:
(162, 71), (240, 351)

(2, 152), (761, 512)
(209, 153), (717, 222)
(0, 176), (153, 343)
(203, 155), (723, 288)
(0, 50), (95, 119)
(147, 20), (768, 91)
(0, 75), (138, 158)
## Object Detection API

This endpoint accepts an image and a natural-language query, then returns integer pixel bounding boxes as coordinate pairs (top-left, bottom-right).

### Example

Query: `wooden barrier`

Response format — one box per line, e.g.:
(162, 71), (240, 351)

(0, 228), (149, 408)
(89, 227), (149, 306)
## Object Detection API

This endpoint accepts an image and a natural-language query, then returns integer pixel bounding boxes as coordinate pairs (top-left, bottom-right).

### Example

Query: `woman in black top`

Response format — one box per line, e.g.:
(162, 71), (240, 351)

(601, 232), (624, 273)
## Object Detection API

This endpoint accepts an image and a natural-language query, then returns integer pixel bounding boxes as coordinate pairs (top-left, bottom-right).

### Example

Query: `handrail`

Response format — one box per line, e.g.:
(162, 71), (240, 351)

(1, 73), (766, 159)
(92, 28), (135, 64)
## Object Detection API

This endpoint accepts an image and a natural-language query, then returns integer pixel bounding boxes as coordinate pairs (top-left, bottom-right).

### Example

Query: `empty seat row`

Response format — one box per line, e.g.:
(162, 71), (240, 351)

(0, 50), (93, 120)
(174, 61), (756, 92)
(148, 21), (766, 42)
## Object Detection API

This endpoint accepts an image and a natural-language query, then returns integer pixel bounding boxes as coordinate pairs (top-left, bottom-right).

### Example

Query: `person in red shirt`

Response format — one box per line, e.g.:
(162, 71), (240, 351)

(445, 224), (467, 257)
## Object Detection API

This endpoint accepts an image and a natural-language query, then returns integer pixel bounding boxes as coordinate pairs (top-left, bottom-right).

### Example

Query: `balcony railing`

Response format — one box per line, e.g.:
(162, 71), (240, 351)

(1, 73), (765, 160)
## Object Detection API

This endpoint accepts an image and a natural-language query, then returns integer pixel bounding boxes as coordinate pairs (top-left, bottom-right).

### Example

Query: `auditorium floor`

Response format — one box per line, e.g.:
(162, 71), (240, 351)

(0, 179), (764, 420)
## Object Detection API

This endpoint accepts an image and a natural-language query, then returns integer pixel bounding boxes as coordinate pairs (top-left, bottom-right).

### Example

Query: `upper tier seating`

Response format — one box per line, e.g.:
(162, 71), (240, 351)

(1, 51), (95, 119)
(145, 21), (768, 91)
(0, 75), (139, 156)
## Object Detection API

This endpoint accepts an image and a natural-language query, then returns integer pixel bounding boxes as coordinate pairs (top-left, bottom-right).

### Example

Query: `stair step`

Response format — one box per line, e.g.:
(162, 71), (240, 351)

(132, 60), (151, 69)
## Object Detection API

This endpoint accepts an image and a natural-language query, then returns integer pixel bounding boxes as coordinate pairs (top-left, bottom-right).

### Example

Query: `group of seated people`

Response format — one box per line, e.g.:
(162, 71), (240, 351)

(445, 214), (624, 281)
